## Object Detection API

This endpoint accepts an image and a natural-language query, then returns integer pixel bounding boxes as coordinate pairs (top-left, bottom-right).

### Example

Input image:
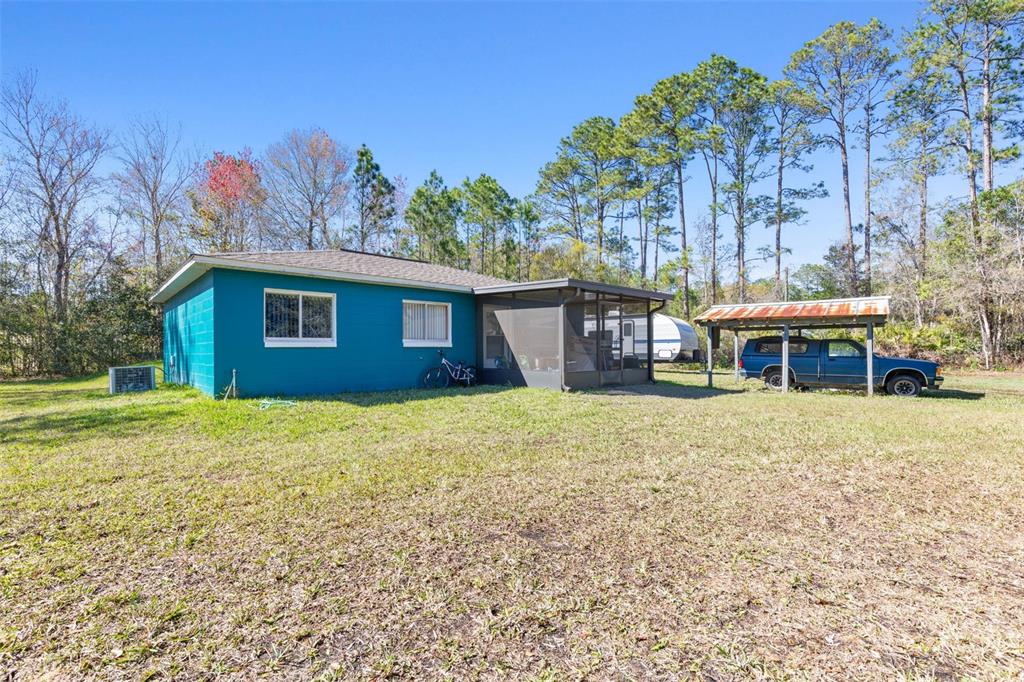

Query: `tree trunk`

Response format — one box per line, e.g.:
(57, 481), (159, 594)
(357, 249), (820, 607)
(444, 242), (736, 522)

(838, 123), (856, 294)
(51, 212), (69, 324)
(957, 71), (981, 230)
(479, 225), (485, 275)
(863, 104), (873, 296)
(914, 172), (928, 328)
(153, 220), (163, 278)
(637, 199), (647, 285)
(918, 171), (928, 282)
(675, 162), (690, 318)
(954, 66), (992, 371)
(617, 204), (626, 281)
(654, 228), (661, 277)
(736, 194), (746, 304)
(709, 155), (719, 305)
(982, 28), (994, 192)
(979, 308), (993, 369)
(54, 254), (68, 323)
(150, 189), (164, 277)
(775, 144), (784, 299)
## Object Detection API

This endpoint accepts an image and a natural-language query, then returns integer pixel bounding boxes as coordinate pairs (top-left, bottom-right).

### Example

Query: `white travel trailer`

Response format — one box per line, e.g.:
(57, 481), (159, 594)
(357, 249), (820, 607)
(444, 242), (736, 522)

(584, 312), (701, 364)
(649, 313), (700, 362)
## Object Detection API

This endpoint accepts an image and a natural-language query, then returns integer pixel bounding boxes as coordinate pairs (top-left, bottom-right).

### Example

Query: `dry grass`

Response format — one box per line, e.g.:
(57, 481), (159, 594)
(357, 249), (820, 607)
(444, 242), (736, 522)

(2, 369), (1023, 680)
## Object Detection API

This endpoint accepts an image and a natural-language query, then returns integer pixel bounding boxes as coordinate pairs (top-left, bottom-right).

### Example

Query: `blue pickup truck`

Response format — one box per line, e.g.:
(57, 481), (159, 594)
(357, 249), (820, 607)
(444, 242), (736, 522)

(739, 336), (943, 396)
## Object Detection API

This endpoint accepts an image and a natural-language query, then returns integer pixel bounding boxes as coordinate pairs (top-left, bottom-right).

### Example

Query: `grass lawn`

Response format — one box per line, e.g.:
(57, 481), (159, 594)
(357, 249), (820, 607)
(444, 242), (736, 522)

(2, 369), (1024, 679)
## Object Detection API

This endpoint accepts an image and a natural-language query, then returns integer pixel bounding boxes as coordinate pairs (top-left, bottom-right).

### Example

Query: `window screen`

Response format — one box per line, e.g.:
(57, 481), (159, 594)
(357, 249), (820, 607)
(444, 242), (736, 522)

(302, 295), (333, 339)
(265, 291), (334, 343)
(482, 304), (513, 368)
(265, 292), (300, 338)
(564, 301), (599, 372)
(620, 301), (648, 370)
(403, 301), (450, 342)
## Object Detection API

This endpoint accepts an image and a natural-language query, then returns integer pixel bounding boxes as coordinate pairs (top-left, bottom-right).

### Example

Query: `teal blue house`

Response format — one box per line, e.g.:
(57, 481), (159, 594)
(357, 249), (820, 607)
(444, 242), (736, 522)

(152, 250), (671, 397)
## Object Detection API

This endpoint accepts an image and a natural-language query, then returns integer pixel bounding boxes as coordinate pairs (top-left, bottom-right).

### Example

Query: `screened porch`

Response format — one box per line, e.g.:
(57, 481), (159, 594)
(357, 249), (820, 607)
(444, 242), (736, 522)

(473, 279), (672, 390)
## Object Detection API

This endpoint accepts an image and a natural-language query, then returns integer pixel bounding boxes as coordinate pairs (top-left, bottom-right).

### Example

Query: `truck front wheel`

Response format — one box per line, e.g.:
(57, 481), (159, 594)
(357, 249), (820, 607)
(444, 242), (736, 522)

(886, 374), (922, 397)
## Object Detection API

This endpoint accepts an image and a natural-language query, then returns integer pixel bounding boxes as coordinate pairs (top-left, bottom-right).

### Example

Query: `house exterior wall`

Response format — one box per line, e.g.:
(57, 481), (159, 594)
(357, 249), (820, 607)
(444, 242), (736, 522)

(211, 268), (476, 396)
(162, 270), (216, 395)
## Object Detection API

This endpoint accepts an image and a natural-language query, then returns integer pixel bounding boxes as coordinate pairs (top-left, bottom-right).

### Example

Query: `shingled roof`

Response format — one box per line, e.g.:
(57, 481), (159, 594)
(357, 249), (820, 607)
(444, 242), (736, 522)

(151, 249), (514, 303)
(214, 250), (512, 288)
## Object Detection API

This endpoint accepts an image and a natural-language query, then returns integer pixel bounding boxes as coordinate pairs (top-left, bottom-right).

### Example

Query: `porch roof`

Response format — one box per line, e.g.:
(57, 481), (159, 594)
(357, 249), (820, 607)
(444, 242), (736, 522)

(472, 278), (674, 301)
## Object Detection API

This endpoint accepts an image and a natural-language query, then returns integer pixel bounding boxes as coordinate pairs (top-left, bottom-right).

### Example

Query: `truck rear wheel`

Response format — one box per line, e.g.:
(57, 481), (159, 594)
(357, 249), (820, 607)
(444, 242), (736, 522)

(886, 374), (922, 397)
(764, 369), (786, 391)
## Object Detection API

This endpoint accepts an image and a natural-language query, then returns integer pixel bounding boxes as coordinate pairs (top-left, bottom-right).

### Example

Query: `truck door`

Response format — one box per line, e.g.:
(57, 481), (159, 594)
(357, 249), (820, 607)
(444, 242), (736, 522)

(823, 340), (866, 385)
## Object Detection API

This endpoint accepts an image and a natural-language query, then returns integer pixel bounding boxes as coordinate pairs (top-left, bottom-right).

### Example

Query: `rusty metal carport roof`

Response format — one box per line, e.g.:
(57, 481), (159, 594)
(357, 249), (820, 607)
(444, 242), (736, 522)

(693, 296), (890, 330)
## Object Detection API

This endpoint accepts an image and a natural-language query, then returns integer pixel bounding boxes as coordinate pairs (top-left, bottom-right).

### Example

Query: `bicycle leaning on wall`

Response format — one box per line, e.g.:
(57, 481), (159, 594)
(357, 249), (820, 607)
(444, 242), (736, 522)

(423, 350), (477, 388)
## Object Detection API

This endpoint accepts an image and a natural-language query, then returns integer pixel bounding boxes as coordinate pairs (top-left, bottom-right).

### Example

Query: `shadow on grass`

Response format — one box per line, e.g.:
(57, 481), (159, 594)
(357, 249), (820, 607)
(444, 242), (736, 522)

(0, 364), (163, 408)
(589, 381), (743, 399)
(921, 388), (987, 401)
(322, 382), (742, 405)
(0, 370), (108, 387)
(260, 383), (516, 408)
(0, 385), (111, 408)
(0, 401), (188, 447)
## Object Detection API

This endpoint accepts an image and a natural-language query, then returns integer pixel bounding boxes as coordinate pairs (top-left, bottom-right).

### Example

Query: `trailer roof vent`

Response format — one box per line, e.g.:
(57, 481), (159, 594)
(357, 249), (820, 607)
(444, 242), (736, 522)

(108, 365), (156, 394)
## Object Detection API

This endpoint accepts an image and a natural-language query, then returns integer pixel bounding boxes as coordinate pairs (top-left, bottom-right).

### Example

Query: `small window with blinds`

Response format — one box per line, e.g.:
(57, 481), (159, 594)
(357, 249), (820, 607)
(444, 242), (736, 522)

(264, 289), (336, 347)
(402, 300), (452, 347)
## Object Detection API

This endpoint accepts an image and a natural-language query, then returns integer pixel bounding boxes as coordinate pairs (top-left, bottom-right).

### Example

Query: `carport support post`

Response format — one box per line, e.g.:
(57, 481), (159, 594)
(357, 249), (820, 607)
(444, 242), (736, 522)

(734, 332), (740, 382)
(706, 325), (714, 388)
(781, 324), (790, 393)
(866, 322), (875, 396)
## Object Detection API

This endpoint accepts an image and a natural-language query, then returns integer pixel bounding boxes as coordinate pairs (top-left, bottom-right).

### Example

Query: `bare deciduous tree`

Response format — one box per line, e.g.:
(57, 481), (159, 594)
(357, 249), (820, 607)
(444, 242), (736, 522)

(114, 116), (195, 279)
(1, 72), (110, 322)
(263, 128), (350, 250)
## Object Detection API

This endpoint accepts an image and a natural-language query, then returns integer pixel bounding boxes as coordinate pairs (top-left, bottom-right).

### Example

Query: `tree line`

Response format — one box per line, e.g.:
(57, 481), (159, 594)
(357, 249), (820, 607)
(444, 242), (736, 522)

(1, 0), (1022, 377)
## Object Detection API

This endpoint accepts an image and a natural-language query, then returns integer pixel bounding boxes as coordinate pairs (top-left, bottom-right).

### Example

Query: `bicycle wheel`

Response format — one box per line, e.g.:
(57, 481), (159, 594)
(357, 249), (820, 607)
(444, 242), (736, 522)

(423, 367), (450, 389)
(462, 366), (478, 387)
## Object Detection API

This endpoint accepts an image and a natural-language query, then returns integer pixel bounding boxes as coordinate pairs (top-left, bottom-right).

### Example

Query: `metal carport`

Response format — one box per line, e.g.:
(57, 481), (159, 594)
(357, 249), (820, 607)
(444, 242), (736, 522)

(693, 297), (891, 394)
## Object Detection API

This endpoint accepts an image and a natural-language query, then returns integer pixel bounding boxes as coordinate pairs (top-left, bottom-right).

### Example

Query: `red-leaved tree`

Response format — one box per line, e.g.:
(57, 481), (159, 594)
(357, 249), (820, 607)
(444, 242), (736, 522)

(190, 150), (267, 251)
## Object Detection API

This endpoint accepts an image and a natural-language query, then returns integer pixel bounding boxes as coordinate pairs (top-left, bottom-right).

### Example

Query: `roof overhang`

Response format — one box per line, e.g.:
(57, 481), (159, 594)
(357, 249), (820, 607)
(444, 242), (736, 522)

(150, 254), (477, 304)
(472, 278), (673, 301)
(693, 296), (890, 330)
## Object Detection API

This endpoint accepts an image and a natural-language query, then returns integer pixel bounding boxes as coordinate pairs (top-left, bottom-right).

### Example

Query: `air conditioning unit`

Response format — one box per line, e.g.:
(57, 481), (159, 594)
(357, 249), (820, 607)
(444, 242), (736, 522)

(108, 365), (156, 394)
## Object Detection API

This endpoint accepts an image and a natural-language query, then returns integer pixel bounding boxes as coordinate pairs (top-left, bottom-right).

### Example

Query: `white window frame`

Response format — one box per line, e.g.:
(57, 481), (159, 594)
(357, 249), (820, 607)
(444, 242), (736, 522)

(402, 299), (452, 348)
(263, 288), (337, 348)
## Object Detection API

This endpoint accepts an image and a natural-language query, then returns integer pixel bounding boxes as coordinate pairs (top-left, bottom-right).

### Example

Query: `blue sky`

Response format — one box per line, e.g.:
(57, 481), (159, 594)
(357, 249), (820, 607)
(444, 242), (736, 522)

(0, 1), (995, 279)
